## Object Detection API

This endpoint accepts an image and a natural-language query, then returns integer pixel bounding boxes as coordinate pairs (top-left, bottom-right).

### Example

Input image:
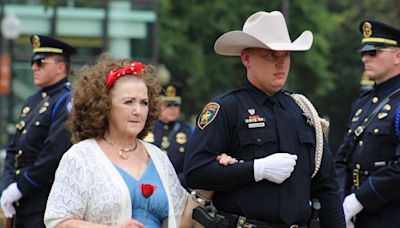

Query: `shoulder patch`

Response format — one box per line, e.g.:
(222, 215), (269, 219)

(197, 102), (220, 130)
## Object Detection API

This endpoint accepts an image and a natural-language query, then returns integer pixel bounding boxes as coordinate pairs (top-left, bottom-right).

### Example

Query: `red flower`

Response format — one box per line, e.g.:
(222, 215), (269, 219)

(140, 184), (157, 198)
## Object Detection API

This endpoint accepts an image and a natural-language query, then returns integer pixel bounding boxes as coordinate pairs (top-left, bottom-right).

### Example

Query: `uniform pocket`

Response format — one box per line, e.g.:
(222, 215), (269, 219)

(366, 122), (391, 135)
(238, 130), (278, 159)
(297, 131), (315, 148)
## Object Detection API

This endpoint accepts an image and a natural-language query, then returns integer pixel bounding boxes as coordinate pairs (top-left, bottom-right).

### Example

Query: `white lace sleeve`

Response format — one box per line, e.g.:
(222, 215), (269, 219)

(162, 152), (189, 227)
(44, 147), (88, 228)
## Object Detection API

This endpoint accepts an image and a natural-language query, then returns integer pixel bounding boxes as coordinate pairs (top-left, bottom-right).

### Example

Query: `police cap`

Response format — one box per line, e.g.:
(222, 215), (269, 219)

(161, 85), (182, 106)
(359, 20), (400, 52)
(30, 35), (77, 61)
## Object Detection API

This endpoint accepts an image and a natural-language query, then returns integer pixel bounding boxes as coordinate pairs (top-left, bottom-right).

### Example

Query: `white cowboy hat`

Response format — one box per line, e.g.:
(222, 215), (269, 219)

(214, 11), (313, 56)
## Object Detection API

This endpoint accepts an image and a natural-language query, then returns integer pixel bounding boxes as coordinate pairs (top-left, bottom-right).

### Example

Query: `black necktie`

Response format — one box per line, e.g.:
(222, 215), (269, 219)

(269, 94), (299, 225)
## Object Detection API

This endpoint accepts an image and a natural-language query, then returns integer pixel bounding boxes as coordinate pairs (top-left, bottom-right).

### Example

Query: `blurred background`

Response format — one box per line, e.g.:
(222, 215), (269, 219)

(0, 0), (399, 166)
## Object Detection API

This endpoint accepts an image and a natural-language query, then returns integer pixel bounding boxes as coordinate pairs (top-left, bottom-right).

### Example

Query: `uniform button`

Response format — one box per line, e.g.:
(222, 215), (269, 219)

(35, 121), (40, 126)
(374, 129), (379, 134)
(372, 97), (379, 103)
(179, 147), (185, 153)
(358, 140), (363, 147)
(257, 138), (262, 143)
(348, 129), (352, 133)
(42, 92), (47, 98)
(15, 170), (20, 175)
(364, 118), (368, 123)
(22, 129), (27, 134)
(18, 150), (22, 156)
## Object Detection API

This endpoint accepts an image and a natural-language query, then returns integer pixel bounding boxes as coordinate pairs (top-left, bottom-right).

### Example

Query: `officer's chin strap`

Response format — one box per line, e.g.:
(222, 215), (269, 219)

(291, 93), (327, 178)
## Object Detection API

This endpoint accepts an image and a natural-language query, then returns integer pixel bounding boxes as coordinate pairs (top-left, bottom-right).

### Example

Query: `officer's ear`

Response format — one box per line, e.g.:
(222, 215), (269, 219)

(241, 48), (251, 67)
(394, 47), (400, 65)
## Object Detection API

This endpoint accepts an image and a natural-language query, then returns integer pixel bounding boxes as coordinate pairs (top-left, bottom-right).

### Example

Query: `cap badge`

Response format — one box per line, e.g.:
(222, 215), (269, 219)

(32, 35), (41, 48)
(166, 85), (176, 97)
(362, 22), (372, 38)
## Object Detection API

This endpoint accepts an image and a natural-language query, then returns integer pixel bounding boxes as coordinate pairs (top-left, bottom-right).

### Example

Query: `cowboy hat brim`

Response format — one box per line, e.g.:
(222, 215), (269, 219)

(214, 30), (313, 56)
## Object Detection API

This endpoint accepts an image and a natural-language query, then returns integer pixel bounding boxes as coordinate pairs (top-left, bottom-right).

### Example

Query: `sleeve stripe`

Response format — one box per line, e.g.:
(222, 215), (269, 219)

(23, 171), (42, 188)
(368, 177), (386, 203)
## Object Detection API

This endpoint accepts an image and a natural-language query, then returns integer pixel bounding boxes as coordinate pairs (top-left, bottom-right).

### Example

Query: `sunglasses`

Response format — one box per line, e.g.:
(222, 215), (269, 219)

(31, 59), (62, 68)
(360, 48), (395, 57)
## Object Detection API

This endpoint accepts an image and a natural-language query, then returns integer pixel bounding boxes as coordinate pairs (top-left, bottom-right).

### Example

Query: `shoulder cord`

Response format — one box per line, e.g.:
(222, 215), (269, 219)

(291, 94), (329, 178)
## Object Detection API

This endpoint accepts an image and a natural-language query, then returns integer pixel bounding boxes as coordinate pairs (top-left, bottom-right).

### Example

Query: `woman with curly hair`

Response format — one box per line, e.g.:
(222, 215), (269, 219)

(44, 53), (188, 228)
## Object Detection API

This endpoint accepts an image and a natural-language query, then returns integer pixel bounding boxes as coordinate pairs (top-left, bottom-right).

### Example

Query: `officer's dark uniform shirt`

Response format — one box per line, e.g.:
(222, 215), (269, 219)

(2, 78), (72, 215)
(335, 75), (400, 228)
(184, 80), (344, 227)
(145, 119), (192, 188)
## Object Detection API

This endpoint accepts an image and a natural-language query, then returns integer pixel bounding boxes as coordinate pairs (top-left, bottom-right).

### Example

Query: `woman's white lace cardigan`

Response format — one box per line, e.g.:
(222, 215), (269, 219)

(44, 139), (188, 228)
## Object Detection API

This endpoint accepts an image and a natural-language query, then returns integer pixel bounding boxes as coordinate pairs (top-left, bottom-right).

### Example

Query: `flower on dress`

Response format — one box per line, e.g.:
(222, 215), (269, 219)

(140, 183), (157, 226)
(140, 184), (157, 198)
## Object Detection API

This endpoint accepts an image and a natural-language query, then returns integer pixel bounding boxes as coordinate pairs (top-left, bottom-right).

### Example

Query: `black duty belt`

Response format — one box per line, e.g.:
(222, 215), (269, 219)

(217, 210), (307, 228)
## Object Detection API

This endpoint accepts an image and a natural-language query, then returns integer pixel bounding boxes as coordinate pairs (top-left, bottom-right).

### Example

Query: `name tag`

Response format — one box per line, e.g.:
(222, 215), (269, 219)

(248, 122), (265, 128)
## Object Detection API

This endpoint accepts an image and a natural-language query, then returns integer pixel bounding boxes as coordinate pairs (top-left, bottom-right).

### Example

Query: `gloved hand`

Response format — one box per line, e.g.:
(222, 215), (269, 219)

(254, 153), (298, 184)
(1, 182), (23, 218)
(343, 193), (363, 225)
(346, 220), (355, 228)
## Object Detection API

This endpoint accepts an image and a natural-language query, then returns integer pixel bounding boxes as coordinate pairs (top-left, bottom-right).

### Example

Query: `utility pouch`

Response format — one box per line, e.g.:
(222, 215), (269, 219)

(192, 206), (229, 228)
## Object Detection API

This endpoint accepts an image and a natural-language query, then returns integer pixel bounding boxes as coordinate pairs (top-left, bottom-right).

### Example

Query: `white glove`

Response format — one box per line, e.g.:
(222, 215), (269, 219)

(343, 193), (363, 224)
(254, 153), (298, 184)
(346, 220), (355, 228)
(1, 182), (23, 218)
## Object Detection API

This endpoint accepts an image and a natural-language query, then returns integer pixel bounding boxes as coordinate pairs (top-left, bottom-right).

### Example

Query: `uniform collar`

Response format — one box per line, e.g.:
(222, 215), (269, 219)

(243, 80), (287, 109)
(157, 119), (176, 127)
(373, 74), (400, 97)
(41, 78), (68, 94)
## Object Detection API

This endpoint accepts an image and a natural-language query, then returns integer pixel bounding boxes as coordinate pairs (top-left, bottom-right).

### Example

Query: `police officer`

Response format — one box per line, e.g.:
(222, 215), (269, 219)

(335, 20), (400, 228)
(184, 11), (345, 228)
(144, 84), (192, 188)
(0, 35), (76, 227)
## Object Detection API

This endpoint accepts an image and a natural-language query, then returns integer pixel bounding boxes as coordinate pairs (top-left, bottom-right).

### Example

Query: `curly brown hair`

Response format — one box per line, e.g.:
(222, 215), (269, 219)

(67, 53), (162, 143)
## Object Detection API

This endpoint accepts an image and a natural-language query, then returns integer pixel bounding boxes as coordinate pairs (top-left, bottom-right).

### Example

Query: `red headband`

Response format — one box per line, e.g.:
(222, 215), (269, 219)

(106, 61), (146, 90)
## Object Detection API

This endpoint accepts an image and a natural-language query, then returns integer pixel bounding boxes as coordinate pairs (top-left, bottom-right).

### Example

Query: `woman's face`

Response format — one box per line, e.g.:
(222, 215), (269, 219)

(107, 77), (149, 138)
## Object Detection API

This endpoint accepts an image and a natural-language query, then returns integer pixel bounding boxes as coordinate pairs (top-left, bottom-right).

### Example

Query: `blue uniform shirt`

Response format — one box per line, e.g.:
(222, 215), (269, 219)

(335, 74), (400, 228)
(184, 80), (344, 227)
(2, 78), (73, 215)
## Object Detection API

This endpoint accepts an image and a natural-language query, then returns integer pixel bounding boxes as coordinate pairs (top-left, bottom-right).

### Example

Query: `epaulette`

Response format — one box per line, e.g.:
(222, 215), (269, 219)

(216, 87), (245, 99)
(51, 82), (73, 122)
(282, 89), (295, 95)
(360, 89), (373, 98)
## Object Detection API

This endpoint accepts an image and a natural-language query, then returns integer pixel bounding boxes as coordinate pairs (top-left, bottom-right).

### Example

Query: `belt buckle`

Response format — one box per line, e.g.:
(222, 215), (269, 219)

(354, 126), (364, 136)
(236, 216), (253, 228)
(290, 225), (299, 228)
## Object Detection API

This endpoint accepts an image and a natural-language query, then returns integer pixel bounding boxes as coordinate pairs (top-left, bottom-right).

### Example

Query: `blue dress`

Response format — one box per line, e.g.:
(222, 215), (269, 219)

(114, 159), (169, 227)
